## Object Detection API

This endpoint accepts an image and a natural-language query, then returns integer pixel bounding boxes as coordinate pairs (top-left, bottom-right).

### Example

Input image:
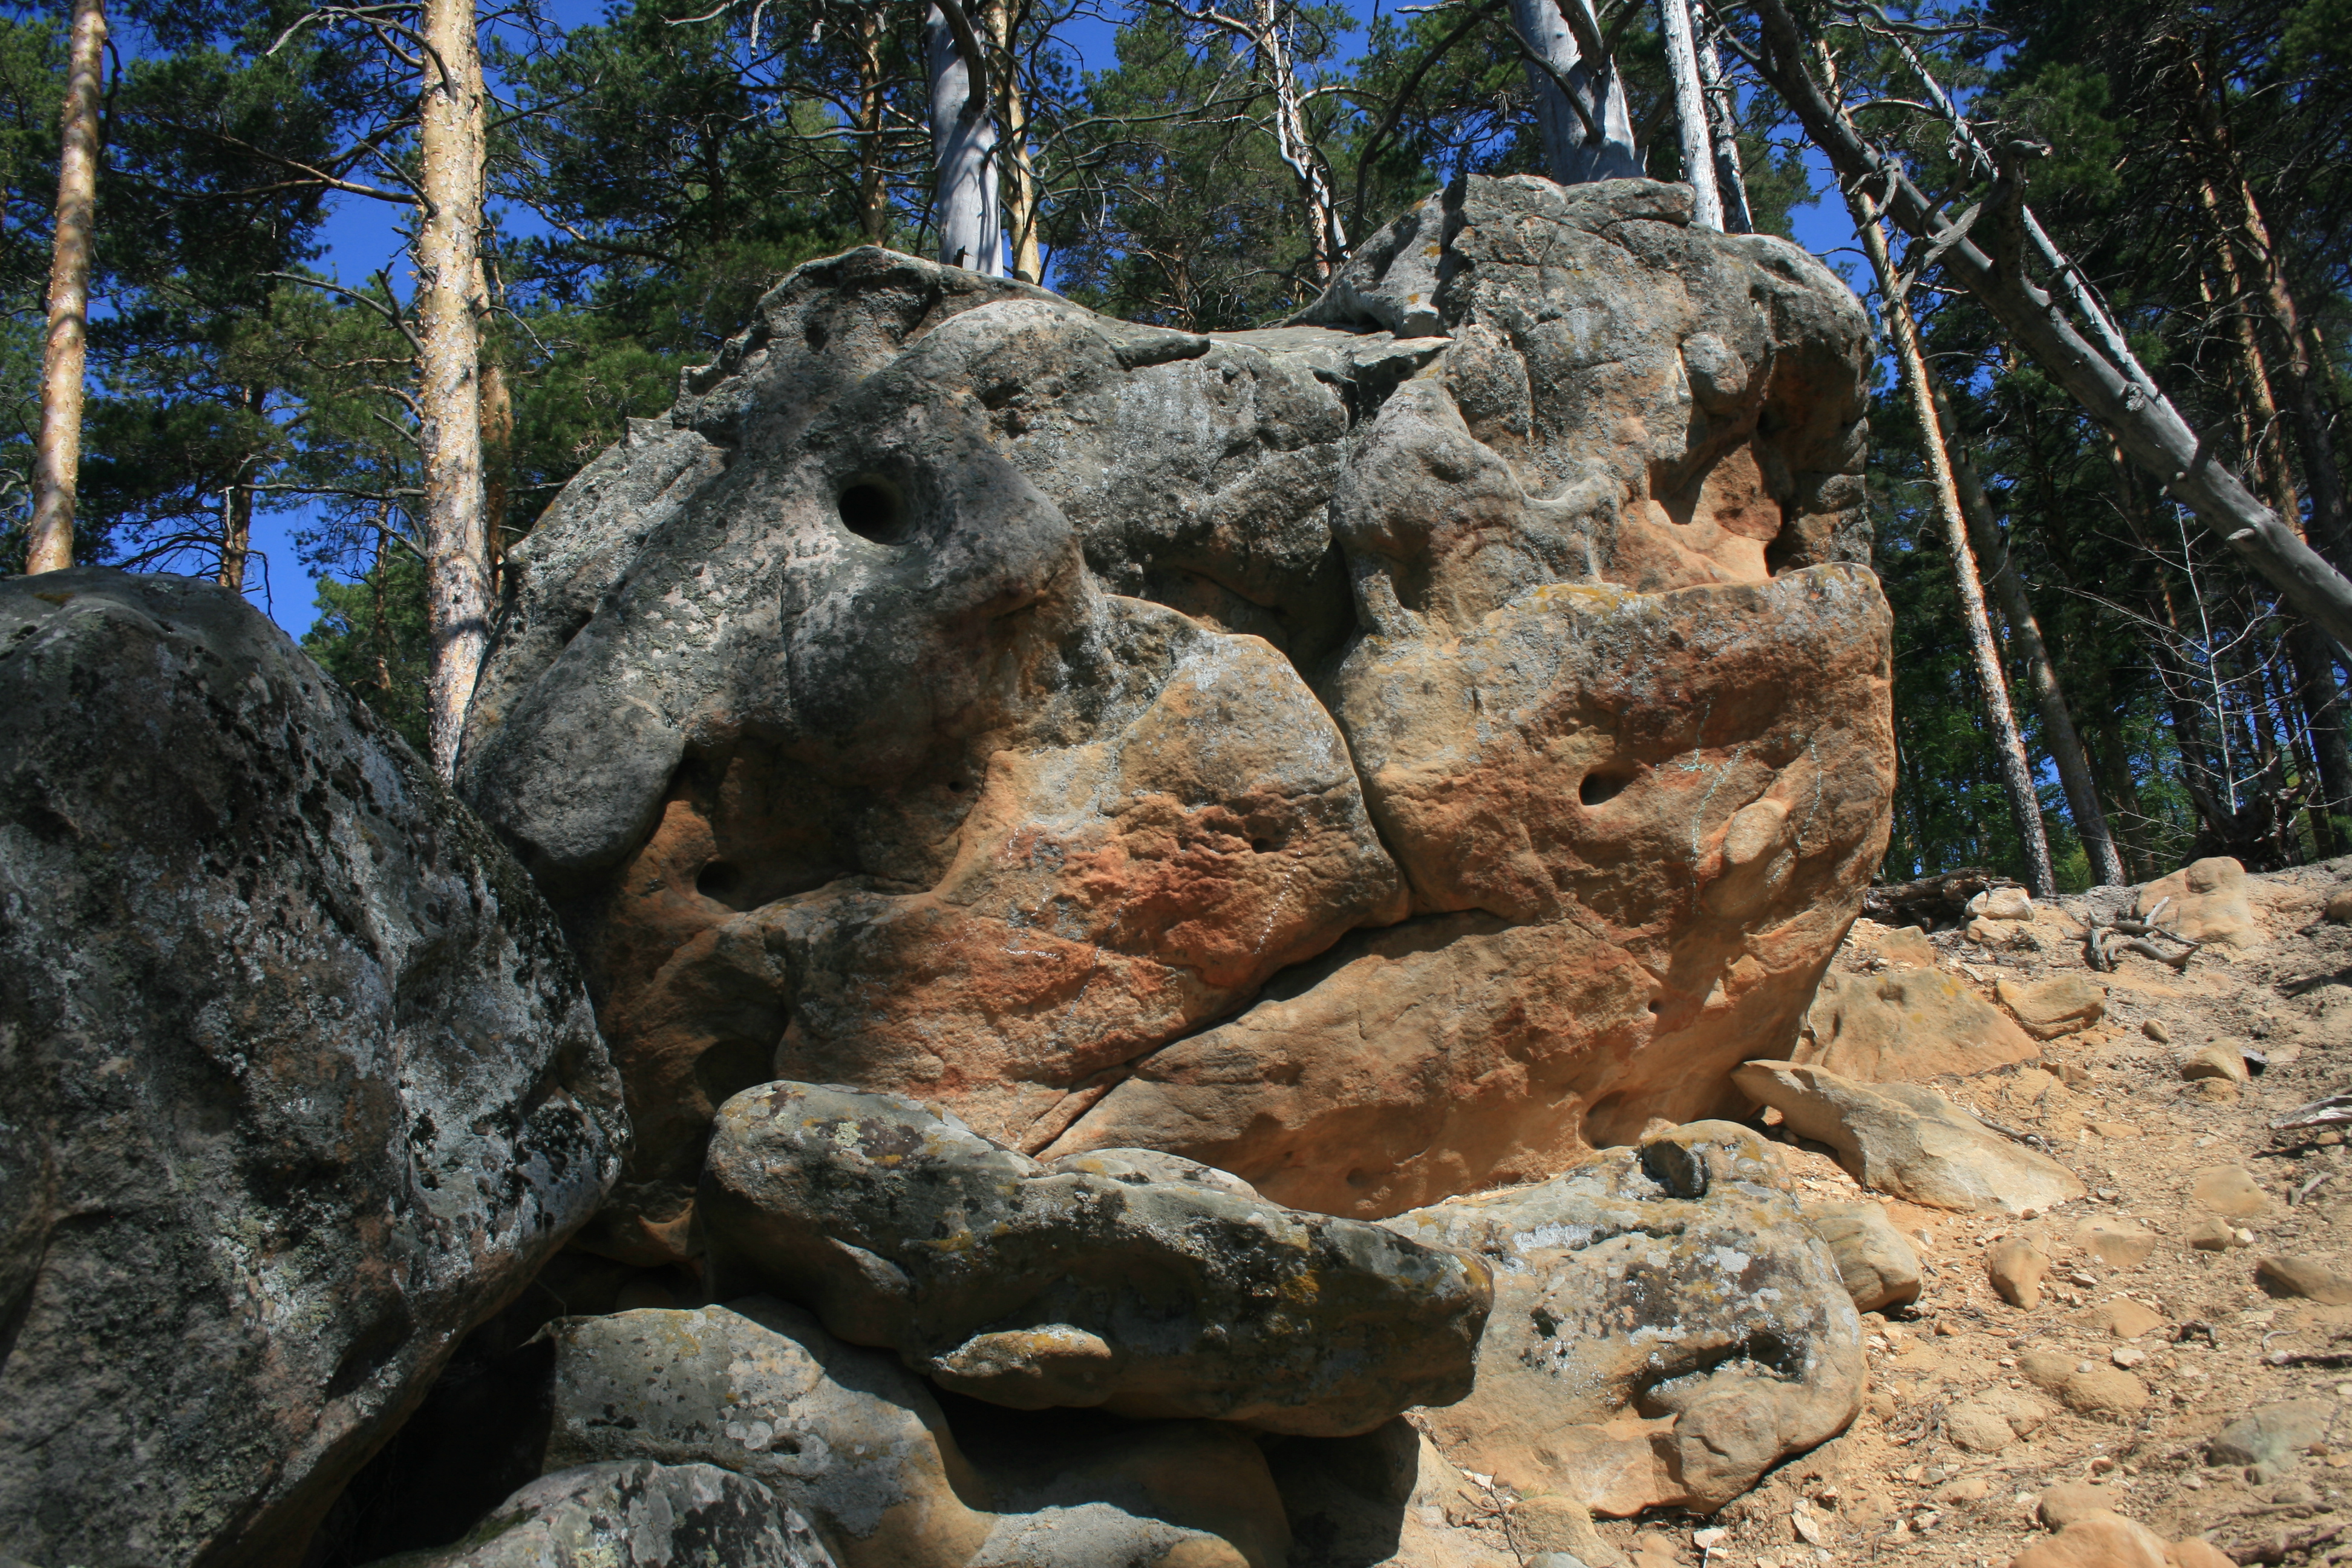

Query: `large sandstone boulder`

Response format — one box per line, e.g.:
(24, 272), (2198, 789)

(0, 570), (627, 1567)
(695, 1082), (1491, 1436)
(1377, 1121), (1865, 1517)
(459, 174), (1890, 1250)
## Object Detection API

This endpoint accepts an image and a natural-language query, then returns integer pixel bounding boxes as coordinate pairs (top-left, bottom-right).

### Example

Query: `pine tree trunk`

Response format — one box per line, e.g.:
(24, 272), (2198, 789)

(927, 1), (1001, 275)
(417, 0), (491, 780)
(2193, 236), (2352, 857)
(1506, 0), (1639, 185)
(1930, 383), (2127, 884)
(1255, 0), (1346, 278)
(1856, 200), (2057, 895)
(1655, 0), (1721, 229)
(217, 483), (252, 593)
(981, 0), (1044, 283)
(26, 0), (106, 575)
(2190, 47), (2352, 570)
(1749, 0), (2352, 658)
(1693, 22), (1750, 232)
(855, 7), (892, 242)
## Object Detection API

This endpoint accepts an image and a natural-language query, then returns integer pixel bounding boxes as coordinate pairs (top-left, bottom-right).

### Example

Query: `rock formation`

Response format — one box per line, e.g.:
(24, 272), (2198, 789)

(458, 174), (1893, 1258)
(0, 570), (627, 1567)
(695, 1082), (1492, 1434)
(1378, 1120), (1864, 1518)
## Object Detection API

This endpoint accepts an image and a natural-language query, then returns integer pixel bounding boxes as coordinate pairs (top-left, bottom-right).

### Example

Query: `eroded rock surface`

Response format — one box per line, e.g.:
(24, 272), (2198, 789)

(377, 1461), (837, 1568)
(459, 174), (1889, 1254)
(1377, 1121), (1865, 1517)
(544, 1300), (995, 1568)
(0, 570), (626, 1568)
(695, 1082), (1491, 1436)
(542, 1298), (1304, 1568)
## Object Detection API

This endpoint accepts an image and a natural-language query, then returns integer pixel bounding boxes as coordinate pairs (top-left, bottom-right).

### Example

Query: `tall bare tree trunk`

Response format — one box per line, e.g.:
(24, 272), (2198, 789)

(927, 0), (1001, 275)
(1692, 18), (1750, 232)
(1749, 0), (2352, 658)
(855, 5), (892, 243)
(981, 0), (1044, 283)
(1856, 198), (2057, 894)
(2190, 45), (2352, 570)
(1655, 0), (1721, 229)
(1252, 0), (1345, 279)
(215, 384), (264, 594)
(2193, 235), (2352, 858)
(417, 0), (491, 779)
(1932, 383), (2128, 884)
(27, 0), (106, 575)
(1506, 0), (1639, 185)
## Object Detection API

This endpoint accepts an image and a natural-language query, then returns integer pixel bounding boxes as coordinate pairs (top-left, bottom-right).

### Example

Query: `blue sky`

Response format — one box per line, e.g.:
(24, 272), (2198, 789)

(243, 2), (1859, 636)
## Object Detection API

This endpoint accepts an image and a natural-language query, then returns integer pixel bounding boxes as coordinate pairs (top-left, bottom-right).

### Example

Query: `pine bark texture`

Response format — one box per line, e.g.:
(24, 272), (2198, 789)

(855, 7), (891, 243)
(1656, 0), (1722, 230)
(417, 0), (492, 779)
(1858, 203), (2057, 895)
(1932, 384), (2128, 884)
(26, 0), (106, 575)
(1508, 0), (1640, 185)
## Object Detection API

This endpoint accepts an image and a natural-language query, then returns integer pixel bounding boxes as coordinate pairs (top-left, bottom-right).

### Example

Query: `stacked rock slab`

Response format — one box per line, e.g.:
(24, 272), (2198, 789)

(0, 571), (627, 1568)
(539, 1299), (1295, 1568)
(694, 1082), (1491, 1434)
(457, 174), (1891, 1259)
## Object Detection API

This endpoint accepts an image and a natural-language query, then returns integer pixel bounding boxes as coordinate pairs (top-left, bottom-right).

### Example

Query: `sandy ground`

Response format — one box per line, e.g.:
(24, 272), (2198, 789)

(1569, 860), (2352, 1568)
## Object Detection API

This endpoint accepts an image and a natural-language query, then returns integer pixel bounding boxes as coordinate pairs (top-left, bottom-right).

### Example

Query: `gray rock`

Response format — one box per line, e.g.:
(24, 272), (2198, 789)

(2209, 1401), (2337, 1469)
(460, 178), (1887, 1262)
(541, 1299), (1292, 1568)
(543, 1299), (995, 1568)
(1378, 1121), (1866, 1515)
(1805, 1199), (1924, 1312)
(370, 1461), (835, 1567)
(1733, 1059), (2085, 1215)
(0, 570), (626, 1568)
(696, 1081), (1492, 1435)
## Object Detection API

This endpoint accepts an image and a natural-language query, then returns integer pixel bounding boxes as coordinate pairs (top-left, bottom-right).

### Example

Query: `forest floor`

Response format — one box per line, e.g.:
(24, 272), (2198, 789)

(1583, 858), (2352, 1568)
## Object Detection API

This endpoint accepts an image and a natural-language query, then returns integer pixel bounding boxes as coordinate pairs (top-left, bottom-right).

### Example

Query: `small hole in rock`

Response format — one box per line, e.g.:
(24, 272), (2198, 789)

(1251, 838), (1272, 853)
(696, 860), (743, 904)
(838, 479), (907, 544)
(1579, 769), (1632, 807)
(947, 779), (967, 794)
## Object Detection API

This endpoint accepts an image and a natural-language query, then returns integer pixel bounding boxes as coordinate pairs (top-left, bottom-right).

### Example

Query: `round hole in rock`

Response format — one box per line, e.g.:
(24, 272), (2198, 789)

(696, 859), (743, 905)
(838, 477), (907, 544)
(1579, 768), (1633, 807)
(1250, 838), (1272, 854)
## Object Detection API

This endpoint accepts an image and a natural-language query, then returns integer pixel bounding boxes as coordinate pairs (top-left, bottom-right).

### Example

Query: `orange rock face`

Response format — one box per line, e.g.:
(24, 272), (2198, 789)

(460, 176), (1893, 1256)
